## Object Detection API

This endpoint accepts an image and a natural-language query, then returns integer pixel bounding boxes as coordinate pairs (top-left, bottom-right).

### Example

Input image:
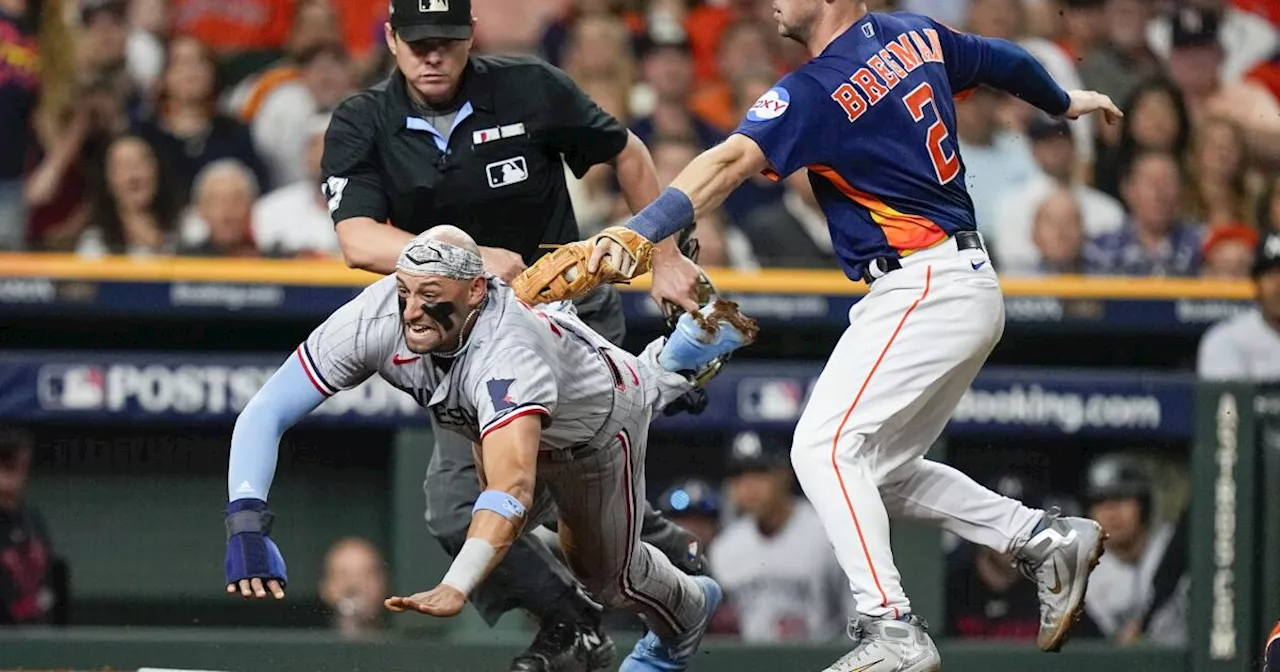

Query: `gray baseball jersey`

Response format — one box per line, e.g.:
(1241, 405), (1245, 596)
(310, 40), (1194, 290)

(298, 275), (639, 450)
(1197, 308), (1280, 382)
(296, 273), (709, 636)
(1083, 522), (1188, 646)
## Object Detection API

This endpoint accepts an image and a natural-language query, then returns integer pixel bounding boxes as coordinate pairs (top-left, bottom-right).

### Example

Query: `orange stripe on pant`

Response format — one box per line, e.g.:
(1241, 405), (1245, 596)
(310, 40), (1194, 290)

(828, 265), (933, 618)
(807, 165), (947, 253)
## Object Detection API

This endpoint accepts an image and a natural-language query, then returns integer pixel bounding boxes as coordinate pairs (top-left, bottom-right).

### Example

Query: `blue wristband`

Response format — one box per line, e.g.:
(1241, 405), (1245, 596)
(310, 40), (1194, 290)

(628, 187), (696, 243)
(473, 489), (527, 521)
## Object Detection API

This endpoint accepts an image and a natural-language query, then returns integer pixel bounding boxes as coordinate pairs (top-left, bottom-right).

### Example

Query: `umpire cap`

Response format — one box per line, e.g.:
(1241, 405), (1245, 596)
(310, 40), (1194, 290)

(1084, 454), (1152, 504)
(390, 0), (473, 42)
(726, 431), (789, 476)
(656, 477), (721, 519)
(1254, 232), (1280, 278)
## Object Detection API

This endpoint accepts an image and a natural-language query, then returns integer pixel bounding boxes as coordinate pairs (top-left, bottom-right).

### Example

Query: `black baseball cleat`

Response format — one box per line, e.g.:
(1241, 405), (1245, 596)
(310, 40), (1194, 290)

(509, 614), (617, 672)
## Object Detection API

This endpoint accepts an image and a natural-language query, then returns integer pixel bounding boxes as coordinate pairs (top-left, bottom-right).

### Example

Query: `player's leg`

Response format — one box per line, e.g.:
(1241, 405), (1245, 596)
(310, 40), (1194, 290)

(424, 423), (613, 671)
(540, 414), (719, 671)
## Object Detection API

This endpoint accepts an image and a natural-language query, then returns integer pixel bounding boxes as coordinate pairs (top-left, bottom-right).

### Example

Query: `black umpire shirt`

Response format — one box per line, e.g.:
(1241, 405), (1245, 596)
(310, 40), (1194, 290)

(320, 54), (629, 265)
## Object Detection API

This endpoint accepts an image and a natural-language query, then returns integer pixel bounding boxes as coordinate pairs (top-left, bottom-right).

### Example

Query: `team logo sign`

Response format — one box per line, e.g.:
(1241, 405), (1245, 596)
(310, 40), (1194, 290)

(420, 0), (448, 12)
(747, 87), (790, 122)
(486, 157), (528, 189)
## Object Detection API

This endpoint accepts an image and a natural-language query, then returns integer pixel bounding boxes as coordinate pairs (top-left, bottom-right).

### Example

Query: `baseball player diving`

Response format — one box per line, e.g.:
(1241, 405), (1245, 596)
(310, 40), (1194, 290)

(509, 3), (1125, 671)
(221, 226), (754, 672)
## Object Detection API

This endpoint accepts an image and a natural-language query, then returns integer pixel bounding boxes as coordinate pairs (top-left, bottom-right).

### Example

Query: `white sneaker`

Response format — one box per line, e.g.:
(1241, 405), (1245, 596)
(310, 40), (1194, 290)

(822, 614), (941, 672)
(1014, 508), (1107, 652)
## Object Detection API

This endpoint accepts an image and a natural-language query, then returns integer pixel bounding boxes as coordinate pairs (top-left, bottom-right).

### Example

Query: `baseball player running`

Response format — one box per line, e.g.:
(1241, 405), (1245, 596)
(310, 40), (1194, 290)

(222, 226), (753, 672)
(512, 3), (1125, 671)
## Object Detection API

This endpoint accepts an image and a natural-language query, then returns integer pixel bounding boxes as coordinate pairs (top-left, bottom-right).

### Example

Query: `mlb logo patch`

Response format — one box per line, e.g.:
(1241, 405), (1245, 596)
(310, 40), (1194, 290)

(38, 365), (106, 410)
(420, 0), (448, 12)
(746, 87), (790, 122)
(486, 157), (528, 189)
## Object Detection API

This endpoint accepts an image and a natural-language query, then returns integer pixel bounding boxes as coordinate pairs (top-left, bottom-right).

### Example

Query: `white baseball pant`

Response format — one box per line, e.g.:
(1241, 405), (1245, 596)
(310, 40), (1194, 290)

(790, 236), (1044, 619)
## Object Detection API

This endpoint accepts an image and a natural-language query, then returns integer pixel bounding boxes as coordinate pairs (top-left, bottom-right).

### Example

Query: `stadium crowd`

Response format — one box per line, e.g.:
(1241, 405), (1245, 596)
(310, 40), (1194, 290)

(1, 0), (1279, 277)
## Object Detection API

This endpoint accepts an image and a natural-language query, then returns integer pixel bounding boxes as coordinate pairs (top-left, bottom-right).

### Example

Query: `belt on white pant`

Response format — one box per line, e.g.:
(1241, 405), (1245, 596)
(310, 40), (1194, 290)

(861, 230), (985, 284)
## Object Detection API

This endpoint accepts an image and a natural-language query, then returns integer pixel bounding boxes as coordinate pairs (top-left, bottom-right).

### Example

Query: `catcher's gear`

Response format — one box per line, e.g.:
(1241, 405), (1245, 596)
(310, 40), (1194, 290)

(225, 498), (288, 589)
(658, 299), (758, 385)
(511, 227), (654, 305)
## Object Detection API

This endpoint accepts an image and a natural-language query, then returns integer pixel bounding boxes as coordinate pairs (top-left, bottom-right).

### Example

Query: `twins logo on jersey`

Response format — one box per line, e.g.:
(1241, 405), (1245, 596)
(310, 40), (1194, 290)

(747, 88), (791, 122)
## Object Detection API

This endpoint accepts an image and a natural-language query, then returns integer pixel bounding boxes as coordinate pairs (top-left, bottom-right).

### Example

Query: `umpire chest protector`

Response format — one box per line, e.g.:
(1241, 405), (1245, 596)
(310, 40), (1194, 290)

(322, 55), (628, 263)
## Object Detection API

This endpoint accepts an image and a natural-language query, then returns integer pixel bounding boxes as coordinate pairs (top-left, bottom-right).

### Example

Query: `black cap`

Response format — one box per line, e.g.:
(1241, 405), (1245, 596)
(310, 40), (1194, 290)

(1084, 454), (1151, 503)
(1170, 7), (1221, 50)
(1027, 115), (1072, 142)
(1254, 232), (1280, 277)
(389, 0), (473, 42)
(656, 478), (721, 519)
(81, 0), (126, 23)
(726, 431), (789, 476)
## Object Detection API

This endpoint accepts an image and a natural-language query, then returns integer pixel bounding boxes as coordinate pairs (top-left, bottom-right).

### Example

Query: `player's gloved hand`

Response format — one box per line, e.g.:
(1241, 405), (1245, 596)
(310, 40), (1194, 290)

(663, 388), (709, 416)
(224, 498), (287, 599)
(658, 300), (757, 376)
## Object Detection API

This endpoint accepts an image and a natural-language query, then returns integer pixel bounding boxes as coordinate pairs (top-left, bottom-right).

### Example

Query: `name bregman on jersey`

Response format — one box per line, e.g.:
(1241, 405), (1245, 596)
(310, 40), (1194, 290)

(829, 29), (945, 123)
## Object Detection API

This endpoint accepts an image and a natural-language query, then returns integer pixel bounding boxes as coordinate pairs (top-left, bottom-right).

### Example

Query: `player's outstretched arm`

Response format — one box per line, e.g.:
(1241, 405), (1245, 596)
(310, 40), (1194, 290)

(385, 414), (541, 618)
(1063, 90), (1123, 126)
(224, 355), (329, 601)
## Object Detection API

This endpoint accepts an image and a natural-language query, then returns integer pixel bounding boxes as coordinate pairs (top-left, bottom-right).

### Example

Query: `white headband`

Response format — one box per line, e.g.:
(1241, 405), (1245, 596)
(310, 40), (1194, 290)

(396, 236), (485, 280)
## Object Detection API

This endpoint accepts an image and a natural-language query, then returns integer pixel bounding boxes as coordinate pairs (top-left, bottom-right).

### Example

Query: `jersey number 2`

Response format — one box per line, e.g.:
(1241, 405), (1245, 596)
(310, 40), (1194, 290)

(903, 83), (960, 185)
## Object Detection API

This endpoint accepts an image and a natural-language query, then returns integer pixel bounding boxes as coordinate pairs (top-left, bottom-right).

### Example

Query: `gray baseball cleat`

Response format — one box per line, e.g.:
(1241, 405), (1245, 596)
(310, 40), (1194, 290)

(1014, 508), (1108, 652)
(821, 614), (941, 672)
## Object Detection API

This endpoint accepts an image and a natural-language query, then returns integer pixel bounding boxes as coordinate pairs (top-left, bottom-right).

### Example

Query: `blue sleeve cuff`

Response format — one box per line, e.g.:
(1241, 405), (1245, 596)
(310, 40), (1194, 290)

(627, 187), (696, 243)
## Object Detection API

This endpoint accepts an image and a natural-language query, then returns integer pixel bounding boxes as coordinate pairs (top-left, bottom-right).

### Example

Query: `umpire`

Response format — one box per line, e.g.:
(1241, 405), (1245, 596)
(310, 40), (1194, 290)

(320, 2), (706, 670)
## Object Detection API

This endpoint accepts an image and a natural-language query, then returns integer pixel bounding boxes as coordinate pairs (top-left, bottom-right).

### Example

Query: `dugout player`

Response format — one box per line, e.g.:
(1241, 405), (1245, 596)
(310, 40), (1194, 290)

(566, 3), (1125, 670)
(222, 227), (752, 671)
(318, 1), (707, 668)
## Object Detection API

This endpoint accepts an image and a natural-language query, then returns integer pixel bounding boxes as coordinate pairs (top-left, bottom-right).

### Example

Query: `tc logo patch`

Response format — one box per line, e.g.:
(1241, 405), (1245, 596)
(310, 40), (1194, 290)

(486, 157), (528, 188)
(419, 0), (448, 12)
(746, 87), (790, 122)
(487, 378), (516, 411)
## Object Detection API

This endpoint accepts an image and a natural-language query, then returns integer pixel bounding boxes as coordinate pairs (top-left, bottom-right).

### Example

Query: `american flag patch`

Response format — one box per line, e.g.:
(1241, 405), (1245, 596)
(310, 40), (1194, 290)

(473, 127), (501, 144)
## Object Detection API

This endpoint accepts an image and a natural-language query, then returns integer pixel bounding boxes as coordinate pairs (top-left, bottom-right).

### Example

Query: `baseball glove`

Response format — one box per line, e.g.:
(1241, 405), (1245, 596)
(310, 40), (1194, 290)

(511, 226), (654, 305)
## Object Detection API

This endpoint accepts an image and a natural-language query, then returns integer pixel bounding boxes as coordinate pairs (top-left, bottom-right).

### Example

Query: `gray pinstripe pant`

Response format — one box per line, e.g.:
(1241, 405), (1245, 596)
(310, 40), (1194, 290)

(532, 355), (707, 639)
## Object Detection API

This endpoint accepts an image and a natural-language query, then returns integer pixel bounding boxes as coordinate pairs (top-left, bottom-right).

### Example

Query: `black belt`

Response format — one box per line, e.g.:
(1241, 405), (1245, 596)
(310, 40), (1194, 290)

(861, 230), (984, 284)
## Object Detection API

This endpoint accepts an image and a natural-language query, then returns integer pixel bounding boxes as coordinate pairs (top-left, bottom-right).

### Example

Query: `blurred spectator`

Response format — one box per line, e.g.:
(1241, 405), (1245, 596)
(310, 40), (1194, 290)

(1198, 231), (1280, 380)
(180, 160), (262, 258)
(1166, 7), (1280, 164)
(994, 116), (1124, 272)
(541, 0), (642, 68)
(223, 0), (343, 120)
(1077, 0), (1163, 113)
(1082, 454), (1188, 647)
(945, 473), (1046, 640)
(251, 42), (355, 187)
(690, 21), (778, 133)
(1260, 173), (1280, 232)
(1056, 0), (1107, 62)
(954, 86), (1036, 246)
(739, 169), (838, 269)
(900, 0), (962, 27)
(1186, 117), (1251, 227)
(319, 537), (388, 639)
(562, 14), (636, 99)
(629, 34), (723, 149)
(684, 0), (775, 86)
(168, 0), (292, 65)
(0, 429), (55, 626)
(77, 0), (144, 125)
(0, 0), (40, 249)
(1148, 0), (1278, 84)
(77, 133), (179, 257)
(966, 0), (1093, 162)
(1199, 224), (1258, 278)
(1028, 189), (1089, 275)
(1093, 78), (1191, 200)
(1085, 151), (1202, 276)
(475, 0), (562, 56)
(655, 477), (722, 557)
(135, 35), (271, 206)
(708, 432), (848, 644)
(252, 115), (341, 257)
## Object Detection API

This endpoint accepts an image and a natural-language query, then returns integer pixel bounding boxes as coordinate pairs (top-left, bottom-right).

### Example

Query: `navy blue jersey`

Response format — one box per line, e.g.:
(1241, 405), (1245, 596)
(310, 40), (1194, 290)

(734, 12), (1069, 280)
